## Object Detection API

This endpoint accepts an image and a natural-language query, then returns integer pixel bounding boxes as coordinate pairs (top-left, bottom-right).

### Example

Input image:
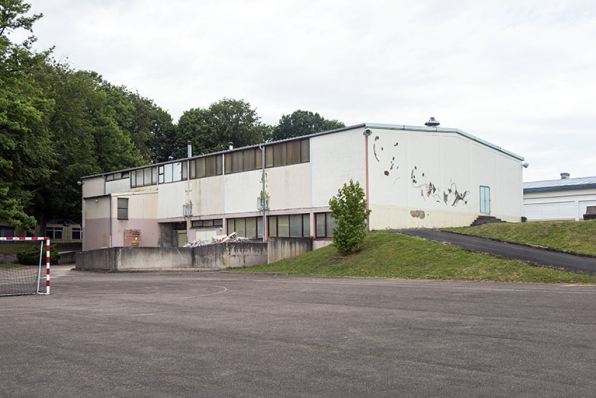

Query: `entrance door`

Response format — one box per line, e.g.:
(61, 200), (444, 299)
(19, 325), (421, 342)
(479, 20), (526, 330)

(177, 231), (187, 247)
(480, 186), (490, 214)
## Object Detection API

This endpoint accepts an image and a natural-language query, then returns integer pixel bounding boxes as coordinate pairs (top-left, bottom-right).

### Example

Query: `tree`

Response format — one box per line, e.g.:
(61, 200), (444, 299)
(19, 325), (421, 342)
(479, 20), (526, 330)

(0, 0), (53, 231)
(176, 98), (267, 156)
(272, 110), (345, 141)
(328, 180), (371, 254)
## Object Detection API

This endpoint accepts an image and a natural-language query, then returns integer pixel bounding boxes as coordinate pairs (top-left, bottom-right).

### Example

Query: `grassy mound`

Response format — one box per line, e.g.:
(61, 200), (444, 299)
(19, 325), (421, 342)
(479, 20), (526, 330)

(233, 232), (593, 284)
(443, 220), (596, 255)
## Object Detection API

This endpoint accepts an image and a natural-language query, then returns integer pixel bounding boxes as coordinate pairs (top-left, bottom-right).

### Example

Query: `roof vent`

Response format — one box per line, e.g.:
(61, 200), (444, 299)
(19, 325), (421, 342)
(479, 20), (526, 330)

(560, 172), (570, 179)
(228, 142), (234, 150)
(425, 117), (440, 127)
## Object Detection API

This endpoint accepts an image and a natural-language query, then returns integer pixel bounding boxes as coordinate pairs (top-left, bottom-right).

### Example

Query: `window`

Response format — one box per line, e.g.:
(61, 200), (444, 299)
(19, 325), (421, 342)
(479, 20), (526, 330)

(47, 227), (63, 240)
(287, 141), (300, 165)
(227, 217), (263, 239)
(315, 213), (335, 238)
(72, 228), (82, 241)
(117, 198), (129, 220)
(268, 214), (310, 238)
(274, 143), (287, 167)
(192, 219), (223, 228)
(130, 167), (158, 188)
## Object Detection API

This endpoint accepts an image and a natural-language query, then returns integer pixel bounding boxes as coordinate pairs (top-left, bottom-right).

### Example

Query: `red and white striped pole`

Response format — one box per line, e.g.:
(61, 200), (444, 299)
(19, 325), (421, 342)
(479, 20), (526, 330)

(46, 237), (50, 295)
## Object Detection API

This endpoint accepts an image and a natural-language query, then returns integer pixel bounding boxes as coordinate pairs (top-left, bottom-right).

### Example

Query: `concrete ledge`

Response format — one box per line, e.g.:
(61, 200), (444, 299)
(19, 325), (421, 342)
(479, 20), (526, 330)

(268, 237), (313, 263)
(76, 243), (268, 272)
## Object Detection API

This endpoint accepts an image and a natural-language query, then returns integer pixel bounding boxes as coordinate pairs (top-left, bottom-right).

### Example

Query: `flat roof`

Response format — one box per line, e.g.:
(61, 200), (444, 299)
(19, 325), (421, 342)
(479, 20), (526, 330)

(81, 122), (524, 180)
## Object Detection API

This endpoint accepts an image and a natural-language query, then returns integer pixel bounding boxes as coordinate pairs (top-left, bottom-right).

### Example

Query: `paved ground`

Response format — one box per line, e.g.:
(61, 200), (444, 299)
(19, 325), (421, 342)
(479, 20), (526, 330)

(1, 267), (595, 397)
(394, 229), (596, 275)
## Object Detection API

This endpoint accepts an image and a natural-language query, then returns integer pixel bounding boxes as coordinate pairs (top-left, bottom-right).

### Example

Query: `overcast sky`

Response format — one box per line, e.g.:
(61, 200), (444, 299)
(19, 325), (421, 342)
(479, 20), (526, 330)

(17, 0), (596, 181)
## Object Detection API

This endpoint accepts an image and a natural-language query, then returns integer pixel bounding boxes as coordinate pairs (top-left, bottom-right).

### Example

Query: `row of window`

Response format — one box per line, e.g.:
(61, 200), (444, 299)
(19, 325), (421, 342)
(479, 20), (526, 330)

(46, 227), (82, 241)
(127, 139), (310, 188)
(191, 219), (223, 228)
(226, 213), (335, 239)
(106, 172), (129, 181)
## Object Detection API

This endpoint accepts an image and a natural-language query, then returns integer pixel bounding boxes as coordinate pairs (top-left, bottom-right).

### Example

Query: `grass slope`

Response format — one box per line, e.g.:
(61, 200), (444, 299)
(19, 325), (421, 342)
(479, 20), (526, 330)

(0, 263), (25, 269)
(443, 220), (596, 255)
(234, 232), (593, 284)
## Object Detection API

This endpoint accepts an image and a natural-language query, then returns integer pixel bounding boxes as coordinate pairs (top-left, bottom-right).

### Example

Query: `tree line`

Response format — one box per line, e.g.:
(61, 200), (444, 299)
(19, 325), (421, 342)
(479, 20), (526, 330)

(0, 1), (344, 231)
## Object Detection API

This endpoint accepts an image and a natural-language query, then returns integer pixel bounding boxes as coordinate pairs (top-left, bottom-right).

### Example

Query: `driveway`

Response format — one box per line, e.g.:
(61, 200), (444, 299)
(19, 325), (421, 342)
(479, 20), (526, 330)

(393, 229), (596, 275)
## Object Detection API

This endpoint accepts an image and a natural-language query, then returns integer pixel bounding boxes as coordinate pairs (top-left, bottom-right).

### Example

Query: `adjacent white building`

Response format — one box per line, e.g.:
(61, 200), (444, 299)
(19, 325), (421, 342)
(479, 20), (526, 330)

(523, 174), (596, 221)
(81, 123), (525, 251)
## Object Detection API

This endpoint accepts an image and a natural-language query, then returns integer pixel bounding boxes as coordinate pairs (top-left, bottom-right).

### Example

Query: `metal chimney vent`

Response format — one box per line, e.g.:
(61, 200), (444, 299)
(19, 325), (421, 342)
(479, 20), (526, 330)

(228, 142), (234, 150)
(560, 172), (570, 179)
(425, 117), (440, 127)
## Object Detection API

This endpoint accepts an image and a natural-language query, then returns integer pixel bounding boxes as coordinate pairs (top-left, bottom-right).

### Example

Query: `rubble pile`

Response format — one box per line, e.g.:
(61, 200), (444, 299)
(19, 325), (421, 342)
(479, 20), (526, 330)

(183, 232), (251, 248)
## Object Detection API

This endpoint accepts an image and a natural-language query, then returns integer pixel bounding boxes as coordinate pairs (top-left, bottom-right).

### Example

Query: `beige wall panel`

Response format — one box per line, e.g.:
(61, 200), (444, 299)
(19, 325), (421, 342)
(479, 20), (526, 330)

(158, 181), (186, 219)
(312, 129), (365, 207)
(106, 179), (130, 194)
(122, 193), (158, 219)
(224, 170), (262, 214)
(84, 197), (110, 220)
(266, 163), (310, 211)
(192, 176), (224, 216)
(83, 177), (104, 198)
(111, 218), (159, 247)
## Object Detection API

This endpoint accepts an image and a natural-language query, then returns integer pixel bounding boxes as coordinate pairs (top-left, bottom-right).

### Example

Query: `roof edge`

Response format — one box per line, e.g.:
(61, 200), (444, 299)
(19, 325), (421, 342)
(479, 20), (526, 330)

(364, 123), (524, 161)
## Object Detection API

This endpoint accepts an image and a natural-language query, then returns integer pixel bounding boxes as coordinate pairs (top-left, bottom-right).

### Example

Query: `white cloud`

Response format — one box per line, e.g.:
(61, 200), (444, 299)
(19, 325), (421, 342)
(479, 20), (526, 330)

(22, 0), (596, 181)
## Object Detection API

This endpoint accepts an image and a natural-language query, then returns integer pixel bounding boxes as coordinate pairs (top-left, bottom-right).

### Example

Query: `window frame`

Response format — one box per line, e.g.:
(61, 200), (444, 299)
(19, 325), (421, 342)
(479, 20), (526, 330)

(117, 198), (129, 220)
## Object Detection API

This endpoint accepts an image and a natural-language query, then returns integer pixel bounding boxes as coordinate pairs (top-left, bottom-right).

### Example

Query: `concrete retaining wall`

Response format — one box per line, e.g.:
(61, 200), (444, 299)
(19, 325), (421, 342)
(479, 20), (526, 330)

(268, 237), (313, 263)
(76, 243), (267, 272)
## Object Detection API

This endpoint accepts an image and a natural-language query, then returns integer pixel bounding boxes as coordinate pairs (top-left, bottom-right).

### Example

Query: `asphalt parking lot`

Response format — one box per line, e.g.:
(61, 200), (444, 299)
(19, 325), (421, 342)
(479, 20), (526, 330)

(1, 267), (595, 397)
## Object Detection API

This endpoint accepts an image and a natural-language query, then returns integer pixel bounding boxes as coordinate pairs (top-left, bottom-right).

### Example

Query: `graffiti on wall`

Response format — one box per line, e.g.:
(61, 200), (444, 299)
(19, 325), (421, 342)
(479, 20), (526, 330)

(411, 166), (469, 207)
(373, 134), (470, 207)
(373, 136), (400, 185)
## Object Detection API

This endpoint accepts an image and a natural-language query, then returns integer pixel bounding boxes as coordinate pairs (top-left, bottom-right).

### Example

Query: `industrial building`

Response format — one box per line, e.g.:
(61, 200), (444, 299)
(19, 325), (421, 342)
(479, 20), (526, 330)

(80, 122), (525, 251)
(523, 174), (596, 221)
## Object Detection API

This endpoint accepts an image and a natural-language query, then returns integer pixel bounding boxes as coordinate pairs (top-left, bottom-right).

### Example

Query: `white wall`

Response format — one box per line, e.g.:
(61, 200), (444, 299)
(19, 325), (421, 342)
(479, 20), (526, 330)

(311, 128), (366, 207)
(524, 188), (596, 221)
(106, 179), (131, 194)
(367, 128), (523, 229)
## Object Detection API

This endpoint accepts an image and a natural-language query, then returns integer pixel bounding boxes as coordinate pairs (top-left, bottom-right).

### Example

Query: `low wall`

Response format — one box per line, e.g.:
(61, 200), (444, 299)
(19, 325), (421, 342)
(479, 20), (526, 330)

(76, 243), (267, 272)
(268, 237), (313, 263)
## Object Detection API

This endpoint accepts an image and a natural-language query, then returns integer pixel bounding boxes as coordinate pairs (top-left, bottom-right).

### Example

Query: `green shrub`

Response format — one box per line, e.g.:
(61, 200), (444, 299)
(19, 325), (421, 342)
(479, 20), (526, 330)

(329, 179), (371, 254)
(17, 245), (61, 265)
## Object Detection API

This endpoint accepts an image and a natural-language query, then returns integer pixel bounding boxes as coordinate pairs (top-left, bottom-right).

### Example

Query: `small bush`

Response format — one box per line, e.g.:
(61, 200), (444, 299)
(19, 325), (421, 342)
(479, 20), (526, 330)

(329, 179), (371, 254)
(17, 245), (61, 265)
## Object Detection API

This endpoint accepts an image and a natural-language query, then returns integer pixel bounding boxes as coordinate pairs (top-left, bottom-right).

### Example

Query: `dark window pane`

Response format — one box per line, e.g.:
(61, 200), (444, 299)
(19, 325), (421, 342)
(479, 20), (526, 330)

(130, 170), (137, 188)
(235, 218), (246, 237)
(301, 139), (310, 163)
(316, 214), (325, 237)
(290, 214), (302, 237)
(287, 141), (300, 165)
(136, 169), (143, 187)
(265, 146), (274, 168)
(278, 215), (289, 237)
(257, 217), (263, 238)
(206, 156), (216, 177)
(326, 213), (336, 237)
(191, 220), (202, 228)
(213, 219), (223, 227)
(232, 151), (243, 173)
(152, 167), (158, 184)
(216, 155), (223, 175)
(144, 168), (151, 186)
(303, 214), (310, 237)
(268, 216), (277, 237)
(244, 149), (255, 171)
(246, 217), (257, 239)
(203, 219), (213, 227)
(225, 153), (232, 174)
(274, 143), (287, 167)
(227, 219), (234, 233)
(197, 158), (206, 178)
(256, 148), (263, 169)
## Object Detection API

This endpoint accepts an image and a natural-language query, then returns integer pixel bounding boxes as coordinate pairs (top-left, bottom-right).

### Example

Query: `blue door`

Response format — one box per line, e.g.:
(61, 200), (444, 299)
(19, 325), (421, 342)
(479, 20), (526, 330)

(480, 186), (490, 214)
